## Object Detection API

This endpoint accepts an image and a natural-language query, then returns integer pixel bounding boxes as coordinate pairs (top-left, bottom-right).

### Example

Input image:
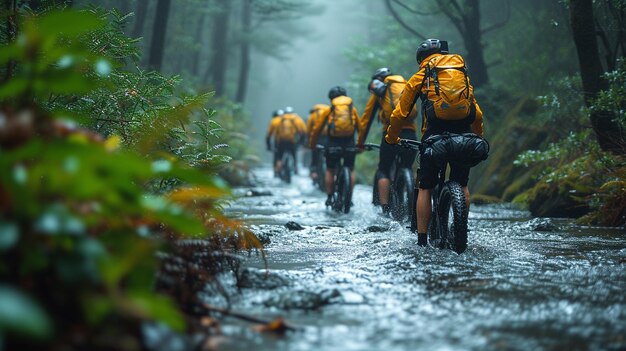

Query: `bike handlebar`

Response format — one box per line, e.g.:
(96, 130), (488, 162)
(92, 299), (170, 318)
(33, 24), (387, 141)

(315, 144), (378, 153)
(398, 139), (422, 150)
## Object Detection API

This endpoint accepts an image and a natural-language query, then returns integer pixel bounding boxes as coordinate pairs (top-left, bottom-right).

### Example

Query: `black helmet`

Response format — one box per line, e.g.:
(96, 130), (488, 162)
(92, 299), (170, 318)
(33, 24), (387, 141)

(273, 109), (284, 117)
(368, 79), (387, 97)
(372, 67), (392, 81)
(328, 86), (347, 100)
(416, 38), (448, 64)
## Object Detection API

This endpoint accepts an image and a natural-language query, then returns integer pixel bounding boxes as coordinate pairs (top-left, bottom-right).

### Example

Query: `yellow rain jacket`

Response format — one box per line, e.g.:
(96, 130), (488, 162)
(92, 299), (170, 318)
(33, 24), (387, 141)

(307, 104), (330, 138)
(309, 96), (361, 148)
(358, 74), (417, 146)
(385, 53), (483, 144)
(267, 113), (307, 143)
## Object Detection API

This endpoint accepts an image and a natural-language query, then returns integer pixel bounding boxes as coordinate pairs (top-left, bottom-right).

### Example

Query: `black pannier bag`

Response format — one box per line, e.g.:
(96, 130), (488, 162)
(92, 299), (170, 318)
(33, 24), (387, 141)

(421, 133), (489, 168)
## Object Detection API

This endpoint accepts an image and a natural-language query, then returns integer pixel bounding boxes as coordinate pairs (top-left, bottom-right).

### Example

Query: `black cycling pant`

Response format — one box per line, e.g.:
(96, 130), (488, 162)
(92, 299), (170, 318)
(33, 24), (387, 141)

(276, 141), (297, 167)
(378, 129), (418, 179)
(325, 137), (355, 170)
(418, 160), (470, 189)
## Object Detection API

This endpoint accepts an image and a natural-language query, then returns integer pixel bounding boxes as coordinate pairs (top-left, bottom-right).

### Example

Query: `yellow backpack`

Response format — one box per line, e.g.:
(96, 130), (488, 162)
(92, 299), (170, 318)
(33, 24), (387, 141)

(328, 102), (355, 137)
(421, 54), (474, 121)
(277, 116), (298, 142)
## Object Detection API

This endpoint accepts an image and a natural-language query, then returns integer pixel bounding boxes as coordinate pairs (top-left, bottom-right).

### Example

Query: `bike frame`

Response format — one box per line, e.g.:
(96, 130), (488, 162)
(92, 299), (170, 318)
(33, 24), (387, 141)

(400, 137), (469, 253)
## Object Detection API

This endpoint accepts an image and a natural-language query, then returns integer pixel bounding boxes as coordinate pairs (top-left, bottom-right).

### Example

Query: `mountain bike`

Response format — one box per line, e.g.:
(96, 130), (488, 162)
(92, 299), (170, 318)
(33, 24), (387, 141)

(370, 144), (416, 221)
(316, 144), (377, 214)
(399, 138), (468, 254)
(278, 150), (294, 184)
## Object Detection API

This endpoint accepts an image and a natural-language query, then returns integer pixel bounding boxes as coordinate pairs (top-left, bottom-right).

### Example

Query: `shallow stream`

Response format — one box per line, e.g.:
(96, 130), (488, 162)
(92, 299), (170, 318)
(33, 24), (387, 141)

(215, 168), (626, 351)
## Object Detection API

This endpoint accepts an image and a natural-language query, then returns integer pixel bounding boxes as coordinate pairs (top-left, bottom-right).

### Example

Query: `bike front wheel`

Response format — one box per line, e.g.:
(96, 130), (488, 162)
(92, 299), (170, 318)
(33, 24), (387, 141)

(335, 167), (352, 214)
(436, 181), (468, 254)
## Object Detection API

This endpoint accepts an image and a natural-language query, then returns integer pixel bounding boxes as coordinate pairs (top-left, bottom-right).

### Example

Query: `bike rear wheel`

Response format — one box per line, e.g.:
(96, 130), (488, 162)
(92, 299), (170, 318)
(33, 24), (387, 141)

(280, 154), (292, 184)
(372, 172), (381, 206)
(391, 168), (414, 221)
(335, 167), (352, 214)
(435, 181), (468, 253)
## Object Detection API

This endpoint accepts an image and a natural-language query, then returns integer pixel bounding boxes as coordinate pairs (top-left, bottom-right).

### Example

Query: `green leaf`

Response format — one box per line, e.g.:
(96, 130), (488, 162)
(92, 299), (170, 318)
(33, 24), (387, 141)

(0, 78), (29, 100)
(82, 295), (113, 326)
(0, 44), (21, 65)
(37, 11), (104, 38)
(128, 293), (185, 332)
(0, 286), (52, 339)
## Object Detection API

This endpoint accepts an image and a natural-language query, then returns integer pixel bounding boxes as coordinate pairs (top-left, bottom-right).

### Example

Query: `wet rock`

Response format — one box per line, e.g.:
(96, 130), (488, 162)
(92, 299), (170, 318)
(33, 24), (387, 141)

(367, 225), (388, 233)
(245, 189), (272, 197)
(263, 289), (341, 310)
(256, 232), (272, 245)
(285, 221), (304, 231)
(315, 226), (329, 230)
(238, 268), (289, 290)
(521, 218), (560, 232)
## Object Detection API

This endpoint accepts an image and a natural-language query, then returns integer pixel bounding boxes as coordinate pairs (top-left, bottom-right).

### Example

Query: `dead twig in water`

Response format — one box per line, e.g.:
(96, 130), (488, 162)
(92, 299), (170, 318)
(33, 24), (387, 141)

(201, 303), (301, 332)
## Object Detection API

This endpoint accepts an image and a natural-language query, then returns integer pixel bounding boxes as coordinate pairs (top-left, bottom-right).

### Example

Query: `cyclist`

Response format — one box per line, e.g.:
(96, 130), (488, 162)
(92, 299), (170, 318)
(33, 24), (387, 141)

(309, 86), (362, 207)
(357, 67), (418, 215)
(266, 108), (306, 177)
(266, 109), (284, 177)
(283, 106), (308, 174)
(385, 39), (484, 246)
(307, 103), (330, 182)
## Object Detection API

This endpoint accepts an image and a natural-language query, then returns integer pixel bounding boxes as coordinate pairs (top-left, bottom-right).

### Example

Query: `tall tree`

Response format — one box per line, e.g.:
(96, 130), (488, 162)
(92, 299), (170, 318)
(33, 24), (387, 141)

(132, 0), (149, 38)
(148, 0), (171, 71)
(236, 0), (252, 103)
(204, 0), (232, 96)
(384, 0), (510, 88)
(569, 0), (625, 152)
(191, 13), (207, 76)
(4, 0), (17, 82)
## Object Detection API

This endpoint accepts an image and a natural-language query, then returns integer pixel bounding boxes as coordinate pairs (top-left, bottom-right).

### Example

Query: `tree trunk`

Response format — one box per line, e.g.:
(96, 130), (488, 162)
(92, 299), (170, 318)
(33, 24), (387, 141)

(191, 14), (207, 76)
(116, 0), (130, 15)
(204, 0), (232, 96)
(132, 0), (149, 38)
(148, 0), (172, 71)
(569, 0), (624, 152)
(4, 0), (17, 82)
(236, 0), (252, 103)
(461, 0), (488, 87)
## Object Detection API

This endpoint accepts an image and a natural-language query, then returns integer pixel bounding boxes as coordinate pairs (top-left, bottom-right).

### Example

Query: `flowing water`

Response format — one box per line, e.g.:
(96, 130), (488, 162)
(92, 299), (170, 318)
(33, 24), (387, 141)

(214, 167), (626, 351)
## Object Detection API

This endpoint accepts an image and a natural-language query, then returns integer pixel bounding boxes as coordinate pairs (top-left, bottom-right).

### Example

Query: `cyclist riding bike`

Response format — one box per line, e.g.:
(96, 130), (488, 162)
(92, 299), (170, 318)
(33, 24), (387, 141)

(358, 67), (418, 215)
(266, 109), (284, 177)
(266, 107), (307, 177)
(282, 106), (307, 174)
(309, 86), (362, 207)
(307, 103), (330, 183)
(385, 39), (484, 247)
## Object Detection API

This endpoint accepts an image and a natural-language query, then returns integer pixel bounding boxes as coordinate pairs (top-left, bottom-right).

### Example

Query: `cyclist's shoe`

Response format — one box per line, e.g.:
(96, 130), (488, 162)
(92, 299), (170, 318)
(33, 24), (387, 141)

(381, 204), (390, 216)
(417, 233), (428, 247)
(325, 195), (333, 207)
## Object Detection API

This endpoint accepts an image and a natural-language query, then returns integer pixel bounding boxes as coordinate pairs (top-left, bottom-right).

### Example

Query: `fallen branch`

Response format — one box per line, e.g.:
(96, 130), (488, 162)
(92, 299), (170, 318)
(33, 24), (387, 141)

(201, 303), (300, 332)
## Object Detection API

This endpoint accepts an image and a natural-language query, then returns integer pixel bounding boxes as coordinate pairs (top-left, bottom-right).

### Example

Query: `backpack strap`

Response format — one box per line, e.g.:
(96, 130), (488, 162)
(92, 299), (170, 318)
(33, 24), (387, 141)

(387, 82), (395, 110)
(407, 63), (432, 116)
(326, 105), (335, 137)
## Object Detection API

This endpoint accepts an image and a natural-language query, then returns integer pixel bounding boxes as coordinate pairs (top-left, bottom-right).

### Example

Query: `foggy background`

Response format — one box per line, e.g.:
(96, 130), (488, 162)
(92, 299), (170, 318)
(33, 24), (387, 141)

(246, 0), (385, 144)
